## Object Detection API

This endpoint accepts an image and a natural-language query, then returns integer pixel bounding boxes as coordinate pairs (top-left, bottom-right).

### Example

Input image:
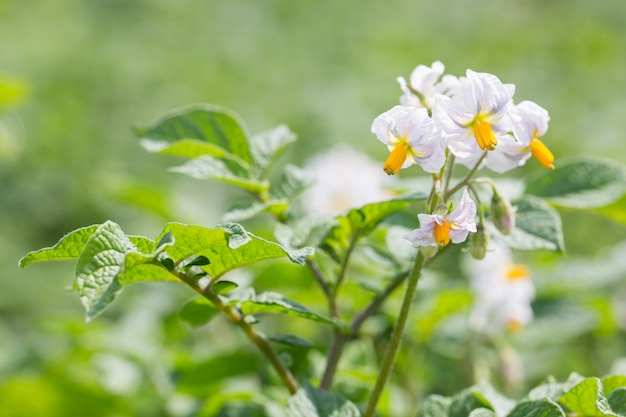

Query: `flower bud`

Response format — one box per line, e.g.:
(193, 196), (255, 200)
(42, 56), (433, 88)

(470, 222), (489, 260)
(491, 193), (515, 235)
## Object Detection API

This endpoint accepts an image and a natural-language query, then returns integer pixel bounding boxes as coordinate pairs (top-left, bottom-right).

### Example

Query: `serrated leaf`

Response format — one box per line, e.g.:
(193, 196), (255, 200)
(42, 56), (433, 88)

(505, 398), (565, 417)
(171, 155), (268, 193)
(269, 334), (314, 348)
(156, 223), (312, 280)
(19, 224), (99, 267)
(238, 291), (348, 332)
(180, 297), (219, 327)
(607, 388), (626, 415)
(558, 377), (618, 416)
(525, 157), (626, 208)
(249, 124), (297, 174)
(495, 195), (565, 252)
(75, 221), (138, 322)
(134, 104), (252, 164)
(212, 280), (238, 294)
(416, 395), (451, 417)
(286, 385), (361, 417)
(321, 194), (426, 263)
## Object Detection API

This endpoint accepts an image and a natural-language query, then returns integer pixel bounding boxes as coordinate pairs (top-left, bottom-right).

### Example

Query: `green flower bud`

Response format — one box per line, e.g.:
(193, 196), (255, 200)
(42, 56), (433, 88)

(470, 222), (489, 260)
(491, 193), (515, 235)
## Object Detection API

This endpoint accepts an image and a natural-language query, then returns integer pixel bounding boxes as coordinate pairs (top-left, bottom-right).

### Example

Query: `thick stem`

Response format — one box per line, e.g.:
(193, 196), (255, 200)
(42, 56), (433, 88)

(177, 272), (299, 395)
(363, 251), (425, 417)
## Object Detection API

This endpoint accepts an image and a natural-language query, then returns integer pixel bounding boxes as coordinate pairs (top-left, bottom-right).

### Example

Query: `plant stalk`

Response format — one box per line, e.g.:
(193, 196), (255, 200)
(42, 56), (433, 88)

(177, 271), (299, 395)
(363, 251), (425, 417)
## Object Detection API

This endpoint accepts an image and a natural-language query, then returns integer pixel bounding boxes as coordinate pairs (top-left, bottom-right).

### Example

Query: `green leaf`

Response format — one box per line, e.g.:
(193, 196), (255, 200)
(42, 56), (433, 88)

(75, 221), (138, 322)
(602, 375), (626, 397)
(18, 224), (99, 267)
(595, 195), (626, 226)
(249, 124), (297, 174)
(558, 377), (618, 416)
(286, 385), (361, 417)
(171, 155), (268, 193)
(268, 334), (314, 348)
(472, 380), (516, 417)
(468, 410), (496, 417)
(273, 164), (315, 200)
(607, 388), (626, 415)
(505, 399), (565, 417)
(238, 291), (348, 331)
(528, 373), (586, 402)
(180, 297), (219, 327)
(223, 199), (289, 222)
(525, 157), (626, 209)
(156, 223), (313, 280)
(449, 389), (492, 417)
(495, 195), (565, 252)
(416, 395), (451, 417)
(212, 280), (238, 294)
(321, 194), (426, 263)
(134, 104), (252, 164)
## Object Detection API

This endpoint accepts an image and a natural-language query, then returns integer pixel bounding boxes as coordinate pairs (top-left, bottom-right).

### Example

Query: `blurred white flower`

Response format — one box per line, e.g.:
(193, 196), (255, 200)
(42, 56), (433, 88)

(467, 241), (535, 335)
(300, 145), (393, 215)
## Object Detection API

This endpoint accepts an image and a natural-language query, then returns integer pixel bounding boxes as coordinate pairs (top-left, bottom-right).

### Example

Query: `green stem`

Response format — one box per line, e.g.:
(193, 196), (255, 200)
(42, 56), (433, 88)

(445, 152), (487, 200)
(176, 271), (299, 395)
(363, 251), (425, 417)
(320, 271), (409, 390)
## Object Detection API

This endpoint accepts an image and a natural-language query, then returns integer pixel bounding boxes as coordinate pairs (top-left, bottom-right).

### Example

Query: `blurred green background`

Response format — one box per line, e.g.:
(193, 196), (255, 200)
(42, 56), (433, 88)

(2, 0), (626, 416)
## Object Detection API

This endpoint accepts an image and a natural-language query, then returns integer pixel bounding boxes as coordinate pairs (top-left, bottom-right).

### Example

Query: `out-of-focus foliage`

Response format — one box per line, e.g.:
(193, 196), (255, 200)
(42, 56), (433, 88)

(3, 0), (626, 416)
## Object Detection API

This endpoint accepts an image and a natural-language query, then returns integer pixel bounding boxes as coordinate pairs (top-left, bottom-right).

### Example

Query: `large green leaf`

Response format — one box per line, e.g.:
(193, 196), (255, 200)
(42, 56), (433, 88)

(179, 297), (220, 327)
(286, 385), (361, 417)
(607, 388), (626, 415)
(495, 195), (565, 252)
(321, 194), (426, 263)
(75, 221), (139, 322)
(156, 223), (312, 280)
(237, 291), (348, 331)
(170, 155), (268, 193)
(558, 377), (619, 416)
(525, 157), (626, 209)
(134, 104), (252, 164)
(249, 124), (297, 174)
(506, 399), (565, 417)
(449, 389), (492, 417)
(528, 374), (586, 402)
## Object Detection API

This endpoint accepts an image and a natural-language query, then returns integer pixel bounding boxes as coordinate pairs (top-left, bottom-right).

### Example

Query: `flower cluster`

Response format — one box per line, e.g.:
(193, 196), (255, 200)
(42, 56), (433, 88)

(371, 61), (555, 249)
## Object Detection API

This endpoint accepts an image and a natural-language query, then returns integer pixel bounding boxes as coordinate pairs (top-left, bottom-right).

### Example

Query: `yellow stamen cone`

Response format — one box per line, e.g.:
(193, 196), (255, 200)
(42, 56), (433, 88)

(505, 264), (530, 281)
(530, 138), (555, 169)
(433, 220), (451, 247)
(383, 143), (408, 175)
(473, 121), (498, 150)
